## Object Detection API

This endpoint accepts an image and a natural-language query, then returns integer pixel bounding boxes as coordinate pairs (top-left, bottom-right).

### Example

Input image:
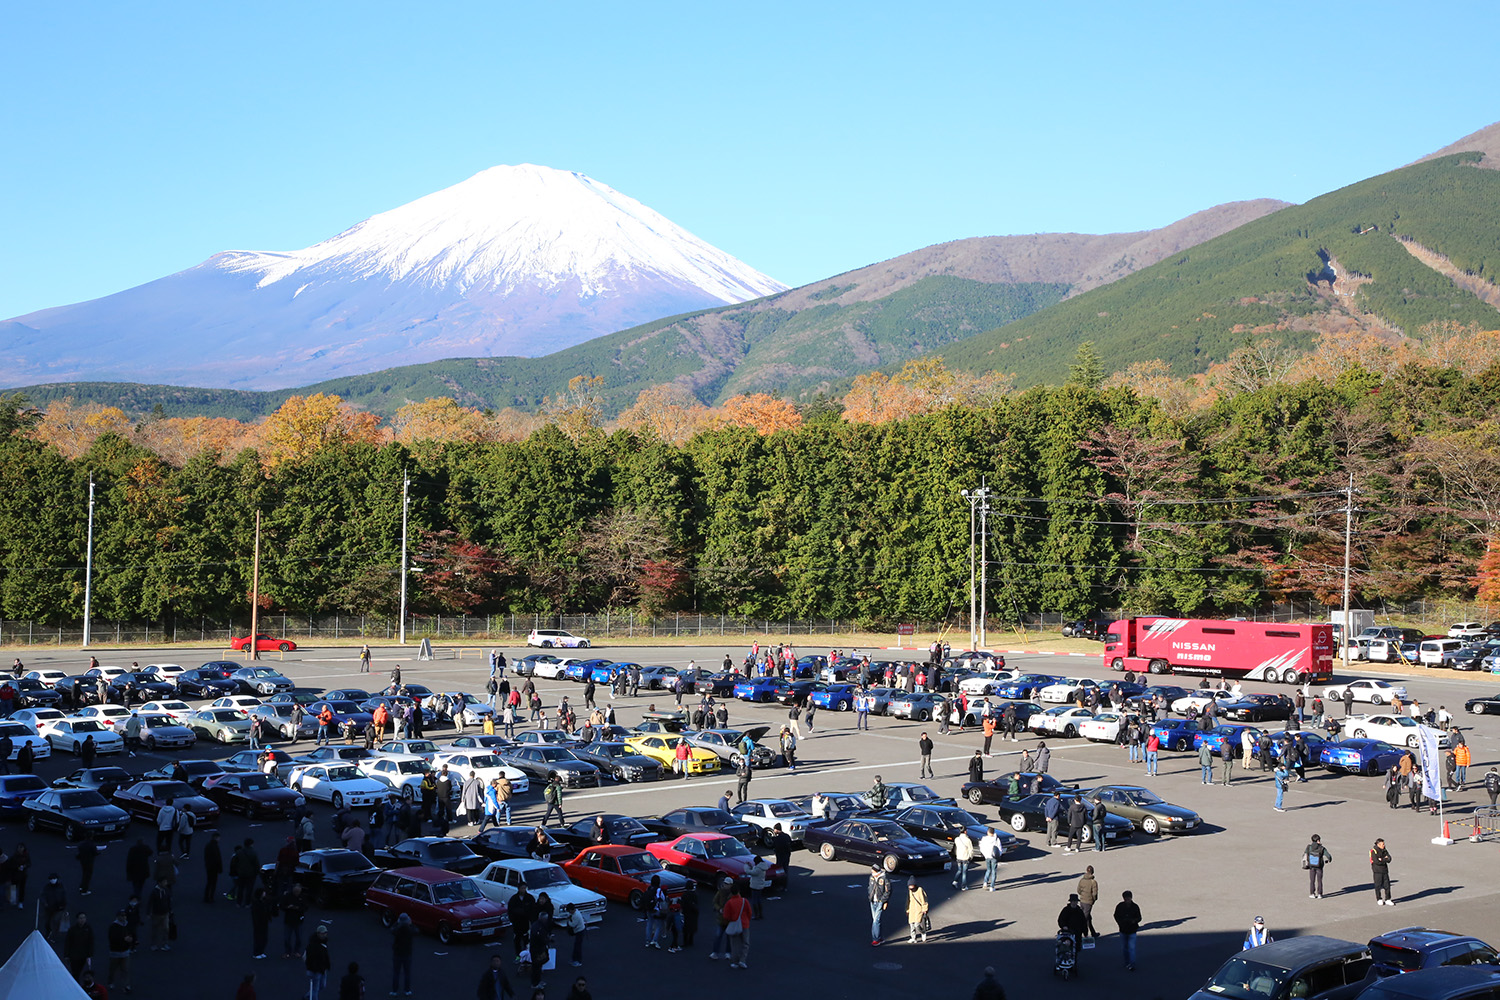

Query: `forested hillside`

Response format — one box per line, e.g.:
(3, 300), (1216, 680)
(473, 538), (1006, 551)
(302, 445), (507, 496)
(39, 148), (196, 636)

(945, 153), (1500, 385)
(5, 327), (1499, 627)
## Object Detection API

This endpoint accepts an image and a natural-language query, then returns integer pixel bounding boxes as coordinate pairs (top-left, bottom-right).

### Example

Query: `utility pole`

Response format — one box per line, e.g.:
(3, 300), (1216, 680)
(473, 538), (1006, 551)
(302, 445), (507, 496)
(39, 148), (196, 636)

(249, 510), (261, 661)
(978, 478), (990, 650)
(398, 470), (410, 645)
(964, 492), (977, 648)
(1340, 471), (1354, 665)
(82, 477), (95, 649)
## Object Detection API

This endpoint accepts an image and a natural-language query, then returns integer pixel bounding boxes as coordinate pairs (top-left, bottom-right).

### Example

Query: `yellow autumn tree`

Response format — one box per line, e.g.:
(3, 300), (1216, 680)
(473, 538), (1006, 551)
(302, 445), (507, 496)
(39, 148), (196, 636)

(136, 415), (257, 465)
(31, 399), (134, 459)
(615, 385), (714, 444)
(392, 397), (491, 444)
(257, 393), (387, 469)
(541, 375), (606, 441)
(719, 393), (802, 435)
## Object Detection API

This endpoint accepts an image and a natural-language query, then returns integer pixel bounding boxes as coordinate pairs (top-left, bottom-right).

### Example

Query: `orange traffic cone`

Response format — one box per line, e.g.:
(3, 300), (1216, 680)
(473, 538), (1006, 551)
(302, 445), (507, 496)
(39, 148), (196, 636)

(1442, 819), (1451, 840)
(1472, 816), (1482, 842)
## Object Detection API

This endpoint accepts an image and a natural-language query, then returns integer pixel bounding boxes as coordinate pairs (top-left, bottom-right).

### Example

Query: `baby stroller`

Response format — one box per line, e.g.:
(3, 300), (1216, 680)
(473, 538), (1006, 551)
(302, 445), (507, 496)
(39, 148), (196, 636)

(1054, 930), (1078, 979)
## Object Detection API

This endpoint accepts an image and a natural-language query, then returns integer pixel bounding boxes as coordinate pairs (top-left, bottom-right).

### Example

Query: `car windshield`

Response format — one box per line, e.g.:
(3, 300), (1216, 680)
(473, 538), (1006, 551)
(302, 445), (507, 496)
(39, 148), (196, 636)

(240, 775), (285, 790)
(703, 838), (752, 859)
(427, 841), (472, 859)
(523, 867), (570, 889)
(590, 745), (625, 758)
(1201, 957), (1287, 1000)
(431, 879), (481, 904)
(536, 748), (570, 761)
(72, 721), (109, 733)
(322, 853), (369, 873)
(0, 725), (31, 738)
(183, 762), (220, 775)
(901, 786), (939, 801)
(767, 802), (802, 817)
(865, 821), (906, 842)
(327, 702), (359, 713)
(59, 790), (108, 807)
(3, 776), (46, 791)
(469, 754), (503, 768)
(143, 716), (178, 728)
(696, 809), (734, 825)
(617, 852), (662, 874)
(395, 760), (429, 775)
(326, 766), (360, 781)
(944, 809), (982, 828)
(210, 711), (242, 722)
(152, 781), (195, 797)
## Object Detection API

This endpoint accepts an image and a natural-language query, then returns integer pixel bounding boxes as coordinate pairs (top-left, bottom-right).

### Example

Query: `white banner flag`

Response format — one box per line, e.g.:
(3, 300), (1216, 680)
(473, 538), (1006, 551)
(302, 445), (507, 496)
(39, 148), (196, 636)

(1415, 724), (1444, 801)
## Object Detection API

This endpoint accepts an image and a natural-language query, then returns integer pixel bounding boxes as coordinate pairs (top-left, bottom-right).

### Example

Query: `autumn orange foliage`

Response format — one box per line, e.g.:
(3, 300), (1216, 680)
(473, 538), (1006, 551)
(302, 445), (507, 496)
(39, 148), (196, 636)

(718, 393), (802, 435)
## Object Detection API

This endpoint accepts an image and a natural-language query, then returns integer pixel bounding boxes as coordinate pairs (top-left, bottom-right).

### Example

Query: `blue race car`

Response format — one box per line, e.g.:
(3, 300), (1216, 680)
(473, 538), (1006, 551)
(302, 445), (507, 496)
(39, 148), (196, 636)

(792, 655), (827, 680)
(1192, 724), (1262, 757)
(1318, 738), (1407, 776)
(565, 658), (611, 682)
(810, 684), (857, 712)
(1150, 718), (1202, 752)
(591, 661), (638, 685)
(0, 774), (49, 818)
(1266, 730), (1328, 762)
(733, 677), (780, 703)
(308, 700), (376, 734)
(994, 674), (1060, 699)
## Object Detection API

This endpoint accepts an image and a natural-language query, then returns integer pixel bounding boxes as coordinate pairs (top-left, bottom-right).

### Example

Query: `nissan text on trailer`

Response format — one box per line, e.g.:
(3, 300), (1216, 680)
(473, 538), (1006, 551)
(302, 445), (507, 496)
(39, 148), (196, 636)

(1101, 618), (1335, 684)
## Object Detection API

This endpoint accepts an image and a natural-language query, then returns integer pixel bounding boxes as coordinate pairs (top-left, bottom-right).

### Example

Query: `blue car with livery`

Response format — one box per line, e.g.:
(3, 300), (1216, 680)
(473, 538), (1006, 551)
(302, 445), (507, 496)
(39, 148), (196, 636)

(1267, 730), (1328, 763)
(994, 674), (1060, 700)
(1150, 718), (1202, 752)
(565, 659), (611, 683)
(1192, 724), (1262, 757)
(733, 677), (780, 703)
(810, 684), (857, 712)
(591, 661), (638, 685)
(1318, 737), (1407, 776)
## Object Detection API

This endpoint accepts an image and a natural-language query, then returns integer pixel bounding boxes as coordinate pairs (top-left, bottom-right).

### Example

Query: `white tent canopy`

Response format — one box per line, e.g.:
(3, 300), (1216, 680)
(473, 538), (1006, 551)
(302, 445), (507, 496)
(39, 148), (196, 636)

(0, 930), (89, 1000)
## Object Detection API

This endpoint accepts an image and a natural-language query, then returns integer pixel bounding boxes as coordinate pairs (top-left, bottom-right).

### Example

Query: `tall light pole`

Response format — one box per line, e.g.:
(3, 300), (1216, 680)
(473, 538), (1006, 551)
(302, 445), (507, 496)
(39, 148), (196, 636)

(962, 482), (991, 650)
(249, 510), (262, 662)
(398, 470), (410, 645)
(1340, 471), (1355, 665)
(82, 477), (95, 649)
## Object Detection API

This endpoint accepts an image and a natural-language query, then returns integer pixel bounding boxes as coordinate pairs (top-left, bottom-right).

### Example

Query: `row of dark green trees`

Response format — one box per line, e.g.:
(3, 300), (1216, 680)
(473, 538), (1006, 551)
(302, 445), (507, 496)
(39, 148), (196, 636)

(1, 357), (1496, 627)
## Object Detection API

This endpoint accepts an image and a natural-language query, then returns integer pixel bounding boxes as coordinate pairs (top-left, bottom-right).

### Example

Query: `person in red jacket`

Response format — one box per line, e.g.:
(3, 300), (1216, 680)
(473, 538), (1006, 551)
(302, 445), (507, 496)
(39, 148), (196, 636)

(721, 885), (752, 968)
(674, 739), (691, 778)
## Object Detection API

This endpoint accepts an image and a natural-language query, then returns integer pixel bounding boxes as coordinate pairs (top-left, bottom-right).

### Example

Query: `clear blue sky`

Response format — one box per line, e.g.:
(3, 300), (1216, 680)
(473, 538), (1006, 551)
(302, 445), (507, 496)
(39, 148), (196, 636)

(3, 1), (1497, 319)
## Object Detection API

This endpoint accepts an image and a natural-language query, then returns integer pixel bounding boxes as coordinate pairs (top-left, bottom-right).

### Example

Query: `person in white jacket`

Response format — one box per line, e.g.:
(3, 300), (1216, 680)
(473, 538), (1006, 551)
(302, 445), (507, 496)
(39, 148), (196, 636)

(978, 828), (1003, 891)
(952, 829), (976, 891)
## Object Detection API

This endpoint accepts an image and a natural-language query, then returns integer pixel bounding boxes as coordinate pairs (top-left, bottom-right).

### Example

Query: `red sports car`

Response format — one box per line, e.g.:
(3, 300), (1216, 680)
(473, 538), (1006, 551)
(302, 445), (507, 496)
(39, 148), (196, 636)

(230, 634), (297, 653)
(560, 845), (691, 910)
(645, 833), (786, 890)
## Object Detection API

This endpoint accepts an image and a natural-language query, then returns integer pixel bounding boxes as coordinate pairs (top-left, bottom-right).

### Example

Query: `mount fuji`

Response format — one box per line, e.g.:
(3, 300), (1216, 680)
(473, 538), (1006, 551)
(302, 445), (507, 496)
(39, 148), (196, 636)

(0, 165), (787, 390)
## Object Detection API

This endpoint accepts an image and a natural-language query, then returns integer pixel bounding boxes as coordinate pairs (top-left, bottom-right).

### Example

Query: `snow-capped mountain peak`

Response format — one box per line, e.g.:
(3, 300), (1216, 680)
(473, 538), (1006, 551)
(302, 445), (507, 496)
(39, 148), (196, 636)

(0, 165), (786, 390)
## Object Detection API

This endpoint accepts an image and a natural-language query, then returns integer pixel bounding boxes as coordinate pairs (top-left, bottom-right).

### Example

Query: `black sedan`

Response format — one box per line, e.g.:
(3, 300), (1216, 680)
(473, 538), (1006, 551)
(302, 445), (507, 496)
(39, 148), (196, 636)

(144, 759), (227, 789)
(51, 767), (138, 799)
(258, 848), (383, 905)
(1121, 685), (1194, 711)
(307, 701), (375, 734)
(372, 836), (488, 876)
(500, 745), (601, 787)
(643, 807), (754, 843)
(467, 826), (572, 863)
(10, 678), (62, 709)
(994, 792), (1135, 845)
(176, 669), (240, 698)
(323, 688), (373, 702)
(202, 772), (306, 818)
(53, 675), (107, 708)
(885, 804), (1019, 855)
(358, 696), (435, 726)
(773, 680), (822, 706)
(960, 771), (1076, 806)
(1466, 692), (1500, 716)
(1217, 694), (1295, 723)
(570, 742), (663, 782)
(267, 691), (325, 708)
(112, 779), (220, 827)
(109, 672), (177, 701)
(803, 817), (951, 873)
(555, 815), (658, 850)
(693, 672), (739, 697)
(23, 788), (132, 841)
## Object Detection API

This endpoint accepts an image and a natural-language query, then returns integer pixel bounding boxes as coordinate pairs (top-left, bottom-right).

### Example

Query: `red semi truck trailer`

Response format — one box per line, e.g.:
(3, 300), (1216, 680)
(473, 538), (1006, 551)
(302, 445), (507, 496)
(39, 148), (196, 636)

(1101, 617), (1335, 684)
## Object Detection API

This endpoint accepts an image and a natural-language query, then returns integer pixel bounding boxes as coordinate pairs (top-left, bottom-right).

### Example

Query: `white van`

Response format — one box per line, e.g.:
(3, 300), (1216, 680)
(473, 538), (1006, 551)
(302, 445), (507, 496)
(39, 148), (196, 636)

(1419, 638), (1464, 666)
(1448, 622), (1487, 638)
(1364, 638), (1399, 664)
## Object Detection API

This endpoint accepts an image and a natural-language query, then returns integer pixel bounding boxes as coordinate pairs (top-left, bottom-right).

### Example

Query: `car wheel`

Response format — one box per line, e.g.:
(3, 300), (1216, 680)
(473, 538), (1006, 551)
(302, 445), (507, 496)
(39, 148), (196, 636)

(1369, 695), (1383, 705)
(278, 643), (291, 652)
(542, 641), (553, 648)
(1081, 826), (1094, 843)
(882, 853), (900, 874)
(65, 823), (81, 843)
(1141, 815), (1161, 835)
(1173, 737), (1189, 751)
(282, 726), (294, 740)
(1406, 736), (1419, 749)
(1110, 658), (1124, 671)
(436, 921), (454, 944)
(758, 827), (774, 847)
(26, 814), (38, 833)
(580, 641), (590, 648)
(146, 736), (157, 751)
(1279, 668), (1299, 684)
(968, 787), (985, 805)
(1353, 729), (1366, 738)
(1148, 659), (1168, 675)
(331, 791), (344, 809)
(628, 889), (646, 911)
(74, 742), (83, 754)
(379, 909), (396, 928)
(401, 785), (414, 803)
(217, 729), (232, 743)
(918, 709), (931, 722)
(819, 842), (836, 861)
(1063, 725), (1077, 739)
(1009, 812), (1028, 832)
(838, 700), (851, 712)
(1473, 703), (1486, 715)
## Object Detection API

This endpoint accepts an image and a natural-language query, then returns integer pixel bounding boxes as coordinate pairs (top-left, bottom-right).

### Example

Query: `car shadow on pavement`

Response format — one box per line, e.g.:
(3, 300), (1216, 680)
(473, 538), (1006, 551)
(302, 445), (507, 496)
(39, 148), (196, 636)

(1001, 870), (1082, 887)
(1394, 884), (1462, 903)
(934, 918), (1017, 938)
(1140, 916), (1197, 931)
(1287, 799), (1349, 810)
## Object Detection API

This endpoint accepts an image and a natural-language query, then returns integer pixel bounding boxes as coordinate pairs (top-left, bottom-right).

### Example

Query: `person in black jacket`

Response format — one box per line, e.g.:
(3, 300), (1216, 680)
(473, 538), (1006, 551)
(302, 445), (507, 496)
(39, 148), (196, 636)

(76, 835), (98, 894)
(918, 734), (934, 779)
(1065, 798), (1088, 853)
(203, 832), (222, 903)
(1370, 838), (1394, 905)
(305, 925), (331, 1000)
(249, 887), (273, 960)
(972, 966), (1007, 1000)
(509, 886), (533, 957)
(337, 960), (363, 1000)
(477, 954), (514, 1000)
(63, 910), (94, 978)
(106, 908), (133, 993)
(968, 749), (983, 784)
(1057, 893), (1087, 953)
(1114, 890), (1143, 971)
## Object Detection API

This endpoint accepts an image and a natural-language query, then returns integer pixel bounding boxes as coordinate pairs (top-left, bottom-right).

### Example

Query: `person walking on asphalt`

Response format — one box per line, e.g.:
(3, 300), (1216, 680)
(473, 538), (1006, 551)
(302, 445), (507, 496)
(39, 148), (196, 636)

(541, 774), (565, 826)
(1199, 739), (1213, 784)
(1089, 795), (1107, 852)
(1114, 890), (1142, 971)
(1035, 742), (1050, 773)
(918, 733), (934, 779)
(1065, 796), (1087, 853)
(1370, 838), (1394, 905)
(1077, 865), (1100, 939)
(953, 827), (976, 891)
(968, 749), (984, 784)
(972, 966), (1006, 1000)
(867, 864), (891, 946)
(1303, 834), (1331, 898)
(1057, 893), (1086, 955)
(1274, 762), (1289, 812)
(1044, 792), (1062, 847)
(979, 827), (1003, 891)
(1244, 915), (1273, 949)
(905, 878), (929, 943)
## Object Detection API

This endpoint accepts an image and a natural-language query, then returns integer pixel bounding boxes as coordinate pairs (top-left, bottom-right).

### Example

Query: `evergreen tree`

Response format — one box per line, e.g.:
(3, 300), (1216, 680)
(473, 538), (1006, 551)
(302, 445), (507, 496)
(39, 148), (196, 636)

(1066, 342), (1107, 389)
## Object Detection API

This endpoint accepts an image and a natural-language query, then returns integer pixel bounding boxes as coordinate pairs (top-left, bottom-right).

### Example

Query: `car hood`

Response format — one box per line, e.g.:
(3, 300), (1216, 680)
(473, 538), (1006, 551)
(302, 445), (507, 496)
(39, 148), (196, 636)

(241, 787), (304, 801)
(48, 803), (131, 822)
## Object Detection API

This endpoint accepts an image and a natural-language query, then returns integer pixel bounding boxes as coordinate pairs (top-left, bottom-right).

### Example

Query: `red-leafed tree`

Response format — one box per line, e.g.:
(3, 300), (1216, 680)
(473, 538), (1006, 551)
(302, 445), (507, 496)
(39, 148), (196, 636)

(413, 530), (512, 614)
(1474, 537), (1500, 603)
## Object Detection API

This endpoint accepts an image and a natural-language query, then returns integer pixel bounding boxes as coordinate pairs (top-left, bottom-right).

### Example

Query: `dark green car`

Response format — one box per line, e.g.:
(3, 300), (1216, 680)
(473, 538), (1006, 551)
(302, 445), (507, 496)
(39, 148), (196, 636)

(1083, 784), (1202, 835)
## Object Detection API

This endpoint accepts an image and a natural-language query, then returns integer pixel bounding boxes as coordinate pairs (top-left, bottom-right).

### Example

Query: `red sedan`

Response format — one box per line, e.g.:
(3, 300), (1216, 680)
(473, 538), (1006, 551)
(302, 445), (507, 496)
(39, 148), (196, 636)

(645, 833), (786, 891)
(560, 845), (691, 910)
(229, 634), (297, 653)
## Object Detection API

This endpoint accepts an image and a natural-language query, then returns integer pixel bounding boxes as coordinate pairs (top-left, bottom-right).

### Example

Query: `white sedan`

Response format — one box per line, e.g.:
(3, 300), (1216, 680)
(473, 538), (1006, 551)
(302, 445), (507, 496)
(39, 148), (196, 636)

(138, 700), (196, 725)
(11, 707), (68, 736)
(1342, 713), (1448, 749)
(473, 859), (606, 924)
(22, 669), (68, 687)
(956, 670), (1019, 696)
(0, 720), (52, 761)
(1038, 677), (1099, 704)
(71, 704), (133, 729)
(1169, 689), (1238, 714)
(429, 751), (530, 793)
(532, 658), (582, 680)
(440, 692), (493, 726)
(142, 663), (187, 685)
(287, 762), (391, 808)
(210, 695), (263, 713)
(359, 754), (439, 802)
(1078, 711), (1138, 743)
(1029, 705), (1095, 738)
(1322, 679), (1408, 706)
(730, 799), (814, 843)
(47, 719), (126, 755)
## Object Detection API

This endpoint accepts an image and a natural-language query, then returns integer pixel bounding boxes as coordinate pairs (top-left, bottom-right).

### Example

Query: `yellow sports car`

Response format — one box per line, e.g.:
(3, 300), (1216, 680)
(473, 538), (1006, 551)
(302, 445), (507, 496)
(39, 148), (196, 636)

(625, 734), (722, 775)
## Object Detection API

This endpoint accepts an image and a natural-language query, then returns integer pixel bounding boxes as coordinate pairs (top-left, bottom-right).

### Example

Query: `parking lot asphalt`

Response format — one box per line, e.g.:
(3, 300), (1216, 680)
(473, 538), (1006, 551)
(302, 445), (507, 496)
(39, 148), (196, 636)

(3, 643), (1500, 1000)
